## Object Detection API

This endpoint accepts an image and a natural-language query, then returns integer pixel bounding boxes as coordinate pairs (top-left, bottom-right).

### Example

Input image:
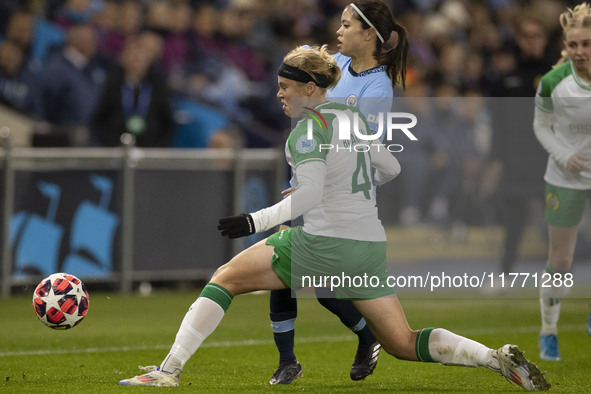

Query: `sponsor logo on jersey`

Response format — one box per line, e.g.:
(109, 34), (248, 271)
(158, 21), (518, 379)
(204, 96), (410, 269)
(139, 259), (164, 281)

(569, 123), (591, 133)
(296, 134), (317, 153)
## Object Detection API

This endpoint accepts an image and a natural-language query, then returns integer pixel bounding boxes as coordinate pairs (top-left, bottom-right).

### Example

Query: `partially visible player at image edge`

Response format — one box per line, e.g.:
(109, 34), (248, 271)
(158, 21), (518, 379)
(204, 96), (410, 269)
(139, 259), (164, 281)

(119, 45), (549, 391)
(533, 2), (591, 361)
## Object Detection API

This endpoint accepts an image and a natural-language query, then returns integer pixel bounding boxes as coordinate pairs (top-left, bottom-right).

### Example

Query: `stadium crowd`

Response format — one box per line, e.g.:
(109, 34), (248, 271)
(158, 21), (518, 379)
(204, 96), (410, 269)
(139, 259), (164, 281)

(0, 0), (584, 227)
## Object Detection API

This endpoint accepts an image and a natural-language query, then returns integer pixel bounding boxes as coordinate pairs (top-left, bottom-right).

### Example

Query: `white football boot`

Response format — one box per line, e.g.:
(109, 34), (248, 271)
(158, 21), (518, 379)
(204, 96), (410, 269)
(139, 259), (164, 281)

(119, 365), (180, 387)
(493, 344), (550, 391)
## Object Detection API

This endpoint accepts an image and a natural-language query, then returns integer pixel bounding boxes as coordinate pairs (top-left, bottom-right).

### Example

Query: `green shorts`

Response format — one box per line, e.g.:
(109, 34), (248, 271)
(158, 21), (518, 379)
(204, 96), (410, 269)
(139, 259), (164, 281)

(545, 183), (591, 227)
(266, 226), (393, 299)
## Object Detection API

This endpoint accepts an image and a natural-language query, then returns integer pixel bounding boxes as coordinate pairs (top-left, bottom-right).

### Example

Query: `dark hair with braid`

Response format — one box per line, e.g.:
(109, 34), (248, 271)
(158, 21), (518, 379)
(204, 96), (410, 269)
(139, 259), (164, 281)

(349, 0), (409, 90)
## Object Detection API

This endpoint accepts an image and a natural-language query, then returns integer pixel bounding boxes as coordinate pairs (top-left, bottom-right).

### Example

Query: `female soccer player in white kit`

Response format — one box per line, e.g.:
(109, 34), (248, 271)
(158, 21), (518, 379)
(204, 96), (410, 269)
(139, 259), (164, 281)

(120, 45), (549, 391)
(533, 2), (591, 361)
(267, 0), (408, 384)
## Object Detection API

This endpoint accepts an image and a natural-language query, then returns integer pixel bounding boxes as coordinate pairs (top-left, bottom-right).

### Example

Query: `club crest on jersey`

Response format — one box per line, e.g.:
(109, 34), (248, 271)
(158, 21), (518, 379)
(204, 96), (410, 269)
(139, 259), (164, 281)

(296, 134), (317, 153)
(346, 94), (358, 107)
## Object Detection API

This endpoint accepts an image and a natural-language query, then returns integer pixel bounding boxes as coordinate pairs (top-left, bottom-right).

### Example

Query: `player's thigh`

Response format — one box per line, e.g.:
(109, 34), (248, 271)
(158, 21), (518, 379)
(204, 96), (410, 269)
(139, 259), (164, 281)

(353, 296), (418, 361)
(547, 225), (579, 271)
(544, 184), (587, 269)
(544, 183), (586, 227)
(211, 238), (287, 295)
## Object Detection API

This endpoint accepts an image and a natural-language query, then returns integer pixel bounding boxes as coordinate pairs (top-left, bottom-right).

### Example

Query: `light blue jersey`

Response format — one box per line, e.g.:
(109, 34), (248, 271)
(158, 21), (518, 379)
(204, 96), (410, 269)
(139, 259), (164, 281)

(327, 52), (394, 136)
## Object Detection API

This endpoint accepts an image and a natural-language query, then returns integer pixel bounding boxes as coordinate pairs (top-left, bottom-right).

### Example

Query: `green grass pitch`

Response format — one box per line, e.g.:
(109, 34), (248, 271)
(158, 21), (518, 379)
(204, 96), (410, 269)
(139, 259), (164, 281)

(1, 290), (589, 393)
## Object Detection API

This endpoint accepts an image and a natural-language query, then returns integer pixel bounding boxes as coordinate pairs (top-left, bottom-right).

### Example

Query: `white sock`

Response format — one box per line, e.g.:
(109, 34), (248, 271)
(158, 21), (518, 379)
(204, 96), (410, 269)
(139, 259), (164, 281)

(428, 328), (498, 370)
(160, 297), (225, 373)
(539, 263), (569, 336)
(540, 285), (564, 336)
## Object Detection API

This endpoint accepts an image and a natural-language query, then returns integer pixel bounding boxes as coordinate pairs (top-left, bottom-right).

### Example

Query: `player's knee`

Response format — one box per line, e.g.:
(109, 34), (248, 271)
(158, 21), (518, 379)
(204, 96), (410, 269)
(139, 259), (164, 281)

(381, 342), (402, 358)
(210, 262), (235, 290)
(548, 254), (573, 272)
(382, 342), (416, 361)
(379, 331), (417, 361)
(210, 262), (228, 280)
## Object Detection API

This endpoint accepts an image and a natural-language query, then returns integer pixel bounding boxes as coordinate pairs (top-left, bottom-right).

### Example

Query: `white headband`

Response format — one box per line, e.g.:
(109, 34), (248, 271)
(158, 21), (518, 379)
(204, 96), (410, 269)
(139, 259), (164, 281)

(349, 3), (384, 43)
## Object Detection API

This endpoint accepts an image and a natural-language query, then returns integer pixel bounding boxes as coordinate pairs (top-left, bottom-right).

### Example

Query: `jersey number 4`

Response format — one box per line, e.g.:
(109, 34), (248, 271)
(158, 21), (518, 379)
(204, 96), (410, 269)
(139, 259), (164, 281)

(352, 151), (371, 200)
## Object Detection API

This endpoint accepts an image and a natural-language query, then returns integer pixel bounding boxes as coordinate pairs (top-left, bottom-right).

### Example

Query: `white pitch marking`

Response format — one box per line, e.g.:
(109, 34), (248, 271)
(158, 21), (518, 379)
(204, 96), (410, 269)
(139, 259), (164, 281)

(0, 324), (585, 357)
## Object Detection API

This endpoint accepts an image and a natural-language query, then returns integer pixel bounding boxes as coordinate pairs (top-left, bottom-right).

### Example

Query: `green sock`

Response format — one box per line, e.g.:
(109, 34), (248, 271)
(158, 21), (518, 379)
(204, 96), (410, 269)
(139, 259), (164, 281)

(415, 327), (435, 362)
(200, 282), (233, 312)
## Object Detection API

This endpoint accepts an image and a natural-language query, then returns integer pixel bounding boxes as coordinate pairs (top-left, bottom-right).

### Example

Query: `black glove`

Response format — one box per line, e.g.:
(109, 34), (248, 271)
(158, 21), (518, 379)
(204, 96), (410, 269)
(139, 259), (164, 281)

(217, 213), (256, 238)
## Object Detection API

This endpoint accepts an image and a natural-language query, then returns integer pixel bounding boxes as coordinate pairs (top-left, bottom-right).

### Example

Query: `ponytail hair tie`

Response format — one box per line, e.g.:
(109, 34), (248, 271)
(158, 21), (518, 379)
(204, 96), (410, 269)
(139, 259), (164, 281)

(382, 26), (399, 52)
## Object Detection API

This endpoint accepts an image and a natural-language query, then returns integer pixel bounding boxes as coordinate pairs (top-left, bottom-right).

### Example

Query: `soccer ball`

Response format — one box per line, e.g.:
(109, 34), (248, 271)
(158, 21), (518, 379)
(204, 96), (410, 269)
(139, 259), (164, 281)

(32, 273), (90, 330)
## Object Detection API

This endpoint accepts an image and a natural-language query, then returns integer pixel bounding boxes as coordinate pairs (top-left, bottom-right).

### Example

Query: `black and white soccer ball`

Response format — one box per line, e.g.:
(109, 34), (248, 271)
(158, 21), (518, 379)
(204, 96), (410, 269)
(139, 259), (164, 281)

(33, 273), (90, 330)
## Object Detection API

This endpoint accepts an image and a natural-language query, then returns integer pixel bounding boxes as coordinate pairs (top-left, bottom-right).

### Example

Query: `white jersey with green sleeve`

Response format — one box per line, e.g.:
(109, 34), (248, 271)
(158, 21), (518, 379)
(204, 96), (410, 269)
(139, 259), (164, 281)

(287, 101), (388, 241)
(535, 61), (591, 189)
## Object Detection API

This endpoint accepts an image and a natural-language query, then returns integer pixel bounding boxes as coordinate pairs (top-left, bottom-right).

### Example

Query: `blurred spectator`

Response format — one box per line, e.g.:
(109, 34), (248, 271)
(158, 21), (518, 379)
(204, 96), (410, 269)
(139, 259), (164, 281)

(431, 42), (467, 87)
(35, 23), (107, 146)
(175, 1), (271, 142)
(455, 87), (491, 223)
(0, 1), (19, 33)
(396, 81), (488, 226)
(2, 7), (66, 70)
(92, 33), (175, 147)
(146, 0), (172, 35)
(484, 13), (553, 274)
(425, 82), (480, 224)
(138, 30), (165, 67)
(188, 2), (220, 54)
(30, 12), (66, 69)
(217, 0), (267, 82)
(0, 0), (571, 230)
(92, 0), (119, 35)
(208, 126), (245, 152)
(97, 0), (143, 62)
(163, 4), (233, 148)
(394, 78), (439, 225)
(160, 0), (192, 74)
(400, 11), (436, 78)
(0, 39), (41, 116)
(54, 0), (103, 29)
(2, 9), (35, 52)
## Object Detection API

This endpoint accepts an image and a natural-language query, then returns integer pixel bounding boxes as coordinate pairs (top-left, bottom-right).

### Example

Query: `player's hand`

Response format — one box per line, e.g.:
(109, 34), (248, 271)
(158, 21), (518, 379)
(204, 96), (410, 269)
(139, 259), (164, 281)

(281, 187), (294, 199)
(566, 153), (590, 174)
(217, 213), (256, 238)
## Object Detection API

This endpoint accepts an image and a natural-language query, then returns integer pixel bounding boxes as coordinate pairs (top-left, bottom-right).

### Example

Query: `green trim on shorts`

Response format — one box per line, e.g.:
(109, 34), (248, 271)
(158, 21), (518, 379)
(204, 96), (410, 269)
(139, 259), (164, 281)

(266, 228), (293, 288)
(544, 183), (591, 227)
(266, 226), (394, 299)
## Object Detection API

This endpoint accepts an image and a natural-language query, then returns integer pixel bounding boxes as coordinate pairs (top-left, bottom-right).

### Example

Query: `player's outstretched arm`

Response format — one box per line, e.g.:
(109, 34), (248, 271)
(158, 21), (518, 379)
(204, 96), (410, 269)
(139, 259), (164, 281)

(218, 161), (326, 238)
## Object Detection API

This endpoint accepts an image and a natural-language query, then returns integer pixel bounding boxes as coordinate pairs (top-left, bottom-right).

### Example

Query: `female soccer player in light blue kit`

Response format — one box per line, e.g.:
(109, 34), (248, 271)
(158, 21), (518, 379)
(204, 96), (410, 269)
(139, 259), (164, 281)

(533, 2), (591, 361)
(268, 0), (408, 384)
(120, 44), (548, 392)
